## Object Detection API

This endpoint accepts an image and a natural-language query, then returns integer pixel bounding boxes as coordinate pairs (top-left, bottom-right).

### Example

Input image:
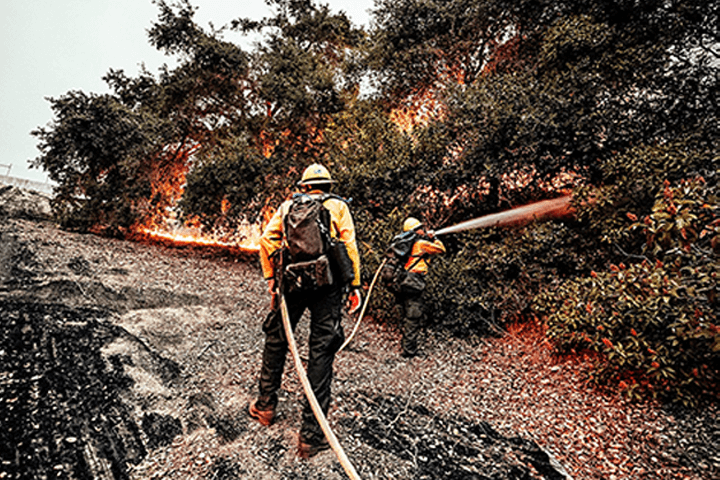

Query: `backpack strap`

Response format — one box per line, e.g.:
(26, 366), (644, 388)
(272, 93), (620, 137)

(318, 193), (349, 205)
(404, 254), (425, 272)
(404, 233), (432, 273)
(316, 193), (350, 240)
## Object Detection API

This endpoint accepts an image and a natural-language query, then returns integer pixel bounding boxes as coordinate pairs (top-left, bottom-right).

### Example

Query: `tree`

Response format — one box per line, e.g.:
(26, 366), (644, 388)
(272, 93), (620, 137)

(31, 90), (174, 234)
(348, 0), (718, 402)
(147, 0), (252, 145)
(31, 0), (719, 402)
(182, 0), (367, 219)
(367, 0), (513, 99)
(32, 0), (255, 233)
(535, 178), (719, 404)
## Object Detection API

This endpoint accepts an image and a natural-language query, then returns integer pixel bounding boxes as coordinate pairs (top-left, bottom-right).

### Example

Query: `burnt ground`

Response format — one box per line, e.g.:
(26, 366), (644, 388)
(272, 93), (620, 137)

(0, 186), (718, 480)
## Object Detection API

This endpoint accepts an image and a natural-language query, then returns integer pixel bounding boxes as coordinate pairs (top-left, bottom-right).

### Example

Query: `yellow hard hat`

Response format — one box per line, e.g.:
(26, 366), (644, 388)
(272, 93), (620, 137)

(298, 163), (334, 185)
(403, 217), (423, 232)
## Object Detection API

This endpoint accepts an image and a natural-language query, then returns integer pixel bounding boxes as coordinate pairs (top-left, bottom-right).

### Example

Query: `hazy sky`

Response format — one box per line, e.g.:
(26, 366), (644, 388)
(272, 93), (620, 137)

(0, 0), (373, 183)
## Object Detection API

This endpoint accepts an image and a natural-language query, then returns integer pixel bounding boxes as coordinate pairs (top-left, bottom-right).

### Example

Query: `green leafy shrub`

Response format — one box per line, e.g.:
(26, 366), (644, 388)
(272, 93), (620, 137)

(535, 179), (719, 405)
(424, 217), (606, 338)
(178, 140), (267, 229)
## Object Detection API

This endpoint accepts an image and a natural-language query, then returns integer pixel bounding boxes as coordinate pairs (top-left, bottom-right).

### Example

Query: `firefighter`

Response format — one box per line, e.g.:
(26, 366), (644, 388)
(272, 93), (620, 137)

(396, 217), (445, 358)
(248, 163), (362, 458)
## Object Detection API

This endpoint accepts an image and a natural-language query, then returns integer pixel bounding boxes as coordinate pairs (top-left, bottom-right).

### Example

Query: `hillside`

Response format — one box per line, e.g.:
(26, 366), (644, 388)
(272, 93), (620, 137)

(0, 185), (717, 480)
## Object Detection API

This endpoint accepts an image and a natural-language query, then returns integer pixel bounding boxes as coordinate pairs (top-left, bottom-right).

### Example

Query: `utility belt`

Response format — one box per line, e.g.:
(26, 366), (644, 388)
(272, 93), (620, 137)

(279, 241), (354, 293)
(284, 254), (334, 292)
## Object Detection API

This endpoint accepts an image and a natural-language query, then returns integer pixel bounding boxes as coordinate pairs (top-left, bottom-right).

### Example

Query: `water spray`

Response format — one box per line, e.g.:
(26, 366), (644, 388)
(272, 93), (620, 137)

(339, 195), (574, 352)
(433, 195), (573, 236)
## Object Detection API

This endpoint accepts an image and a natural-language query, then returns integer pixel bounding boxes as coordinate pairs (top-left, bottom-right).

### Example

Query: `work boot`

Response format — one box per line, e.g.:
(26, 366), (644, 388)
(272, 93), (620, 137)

(248, 400), (275, 426)
(297, 435), (330, 459)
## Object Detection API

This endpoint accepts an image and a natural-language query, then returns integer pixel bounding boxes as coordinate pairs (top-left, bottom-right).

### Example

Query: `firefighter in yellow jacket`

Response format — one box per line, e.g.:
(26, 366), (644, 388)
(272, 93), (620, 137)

(249, 164), (362, 458)
(397, 217), (445, 358)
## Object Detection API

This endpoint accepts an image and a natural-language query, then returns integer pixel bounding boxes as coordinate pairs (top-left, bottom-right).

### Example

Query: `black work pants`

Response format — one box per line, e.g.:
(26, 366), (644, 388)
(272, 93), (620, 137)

(257, 284), (344, 444)
(398, 287), (425, 355)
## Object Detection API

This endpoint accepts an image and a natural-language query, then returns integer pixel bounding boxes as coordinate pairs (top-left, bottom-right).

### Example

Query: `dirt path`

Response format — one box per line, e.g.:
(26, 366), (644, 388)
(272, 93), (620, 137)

(1, 206), (717, 479)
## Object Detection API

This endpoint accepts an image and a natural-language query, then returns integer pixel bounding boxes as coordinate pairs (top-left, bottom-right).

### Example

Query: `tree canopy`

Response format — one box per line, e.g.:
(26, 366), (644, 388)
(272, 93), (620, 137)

(32, 0), (719, 404)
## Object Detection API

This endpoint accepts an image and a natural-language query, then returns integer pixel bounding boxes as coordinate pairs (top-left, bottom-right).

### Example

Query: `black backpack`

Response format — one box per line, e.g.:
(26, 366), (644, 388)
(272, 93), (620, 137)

(284, 193), (331, 262)
(380, 230), (420, 292)
(282, 193), (355, 291)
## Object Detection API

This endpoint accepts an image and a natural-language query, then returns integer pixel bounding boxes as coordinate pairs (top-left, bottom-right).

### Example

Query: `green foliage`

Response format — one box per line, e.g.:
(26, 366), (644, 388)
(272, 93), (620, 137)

(237, 0), (365, 160)
(148, 0), (251, 142)
(423, 219), (602, 337)
(352, 0), (719, 406)
(328, 102), (427, 213)
(535, 179), (719, 405)
(572, 140), (717, 255)
(32, 0), (254, 233)
(31, 0), (720, 405)
(367, 0), (509, 97)
(178, 139), (266, 229)
(31, 91), (173, 234)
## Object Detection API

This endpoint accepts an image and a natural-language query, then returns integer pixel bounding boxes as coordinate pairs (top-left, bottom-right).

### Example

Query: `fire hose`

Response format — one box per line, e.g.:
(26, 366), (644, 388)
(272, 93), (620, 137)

(278, 294), (362, 480)
(337, 195), (573, 353)
(274, 195), (574, 478)
(337, 258), (387, 354)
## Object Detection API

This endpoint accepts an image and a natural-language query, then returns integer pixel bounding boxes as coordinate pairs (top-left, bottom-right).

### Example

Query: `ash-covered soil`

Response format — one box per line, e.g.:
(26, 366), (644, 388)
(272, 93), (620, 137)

(1, 186), (717, 480)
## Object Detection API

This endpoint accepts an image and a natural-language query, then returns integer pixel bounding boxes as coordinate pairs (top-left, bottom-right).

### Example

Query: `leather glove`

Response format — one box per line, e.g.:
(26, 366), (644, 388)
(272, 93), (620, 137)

(346, 288), (362, 315)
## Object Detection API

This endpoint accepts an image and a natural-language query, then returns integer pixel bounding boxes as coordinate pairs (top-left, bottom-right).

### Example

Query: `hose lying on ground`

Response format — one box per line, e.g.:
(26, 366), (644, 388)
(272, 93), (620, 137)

(337, 258), (387, 354)
(279, 294), (362, 480)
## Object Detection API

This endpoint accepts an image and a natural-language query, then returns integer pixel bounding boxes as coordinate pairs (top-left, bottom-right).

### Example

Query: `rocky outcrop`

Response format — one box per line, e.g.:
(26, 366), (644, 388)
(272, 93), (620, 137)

(0, 184), (52, 220)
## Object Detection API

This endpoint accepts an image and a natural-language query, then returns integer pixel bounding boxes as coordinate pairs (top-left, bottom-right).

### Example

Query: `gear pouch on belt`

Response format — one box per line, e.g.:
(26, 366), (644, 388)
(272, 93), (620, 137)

(399, 271), (426, 294)
(284, 255), (333, 292)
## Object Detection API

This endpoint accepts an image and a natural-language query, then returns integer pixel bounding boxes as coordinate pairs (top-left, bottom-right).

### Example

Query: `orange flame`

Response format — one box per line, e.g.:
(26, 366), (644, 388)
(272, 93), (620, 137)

(221, 198), (231, 215)
(129, 143), (261, 254)
(388, 66), (466, 134)
(133, 201), (261, 254)
(389, 88), (447, 134)
(136, 221), (260, 254)
(260, 131), (277, 159)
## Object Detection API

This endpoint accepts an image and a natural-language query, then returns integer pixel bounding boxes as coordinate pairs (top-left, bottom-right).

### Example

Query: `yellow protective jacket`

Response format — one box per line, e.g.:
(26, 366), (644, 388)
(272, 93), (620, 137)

(404, 236), (446, 275)
(259, 190), (362, 288)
